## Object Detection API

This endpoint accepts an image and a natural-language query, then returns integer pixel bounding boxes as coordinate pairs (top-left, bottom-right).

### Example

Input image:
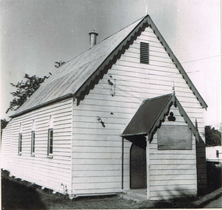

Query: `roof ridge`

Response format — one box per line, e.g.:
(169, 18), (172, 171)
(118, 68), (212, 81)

(143, 93), (172, 102)
(99, 15), (146, 43)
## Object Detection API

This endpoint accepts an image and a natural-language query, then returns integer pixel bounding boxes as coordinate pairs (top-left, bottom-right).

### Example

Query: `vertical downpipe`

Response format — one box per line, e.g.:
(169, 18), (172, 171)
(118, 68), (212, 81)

(70, 97), (75, 197)
(146, 136), (150, 200)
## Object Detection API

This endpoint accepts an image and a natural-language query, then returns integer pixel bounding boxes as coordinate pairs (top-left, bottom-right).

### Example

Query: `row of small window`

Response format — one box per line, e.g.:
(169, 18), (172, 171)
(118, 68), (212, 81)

(18, 129), (53, 157)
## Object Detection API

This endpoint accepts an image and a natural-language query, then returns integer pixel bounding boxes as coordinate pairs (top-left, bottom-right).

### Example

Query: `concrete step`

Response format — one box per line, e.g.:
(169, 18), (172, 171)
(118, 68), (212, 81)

(120, 190), (148, 202)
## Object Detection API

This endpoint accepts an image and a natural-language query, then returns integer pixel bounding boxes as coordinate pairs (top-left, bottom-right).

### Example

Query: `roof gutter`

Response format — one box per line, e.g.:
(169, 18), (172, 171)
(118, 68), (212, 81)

(121, 132), (148, 137)
(10, 93), (74, 118)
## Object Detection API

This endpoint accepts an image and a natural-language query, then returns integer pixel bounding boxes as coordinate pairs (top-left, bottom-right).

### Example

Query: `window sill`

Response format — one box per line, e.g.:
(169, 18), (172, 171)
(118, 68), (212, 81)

(47, 155), (53, 159)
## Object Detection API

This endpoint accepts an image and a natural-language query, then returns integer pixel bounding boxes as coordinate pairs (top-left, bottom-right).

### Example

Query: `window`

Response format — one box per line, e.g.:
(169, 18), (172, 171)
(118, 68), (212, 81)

(31, 131), (35, 155)
(140, 42), (149, 64)
(31, 120), (36, 156)
(18, 123), (22, 155)
(18, 133), (22, 154)
(48, 128), (53, 156)
(47, 115), (53, 157)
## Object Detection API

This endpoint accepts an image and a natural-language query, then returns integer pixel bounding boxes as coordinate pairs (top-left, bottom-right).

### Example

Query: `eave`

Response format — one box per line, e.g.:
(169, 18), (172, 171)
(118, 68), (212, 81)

(10, 93), (74, 118)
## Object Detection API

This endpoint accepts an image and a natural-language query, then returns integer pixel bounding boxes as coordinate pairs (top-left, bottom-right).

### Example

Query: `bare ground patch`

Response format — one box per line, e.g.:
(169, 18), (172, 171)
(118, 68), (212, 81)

(2, 170), (200, 209)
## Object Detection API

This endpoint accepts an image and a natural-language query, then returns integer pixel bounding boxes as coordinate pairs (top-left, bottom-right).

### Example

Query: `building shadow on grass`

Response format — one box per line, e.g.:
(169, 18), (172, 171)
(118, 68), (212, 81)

(206, 161), (222, 193)
(138, 188), (198, 209)
(2, 177), (46, 209)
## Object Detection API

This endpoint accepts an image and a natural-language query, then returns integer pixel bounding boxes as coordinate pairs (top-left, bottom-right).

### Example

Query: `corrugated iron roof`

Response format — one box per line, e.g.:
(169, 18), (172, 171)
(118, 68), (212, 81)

(11, 15), (207, 118)
(122, 94), (173, 138)
(122, 93), (201, 142)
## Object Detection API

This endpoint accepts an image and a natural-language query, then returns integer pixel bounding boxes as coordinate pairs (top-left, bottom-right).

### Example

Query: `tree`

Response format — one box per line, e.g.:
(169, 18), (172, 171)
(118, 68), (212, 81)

(1, 119), (9, 136)
(1, 119), (9, 130)
(55, 61), (65, 68)
(205, 125), (221, 146)
(6, 73), (50, 113)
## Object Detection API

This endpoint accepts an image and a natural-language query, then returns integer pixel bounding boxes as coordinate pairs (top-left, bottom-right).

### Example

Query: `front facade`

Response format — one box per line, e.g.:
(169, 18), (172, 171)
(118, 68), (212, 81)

(1, 15), (207, 200)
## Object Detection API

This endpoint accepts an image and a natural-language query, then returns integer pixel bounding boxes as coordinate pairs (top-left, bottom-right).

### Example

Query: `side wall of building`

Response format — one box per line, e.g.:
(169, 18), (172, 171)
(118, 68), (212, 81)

(206, 146), (222, 162)
(1, 98), (73, 195)
(1, 120), (12, 171)
(71, 26), (205, 197)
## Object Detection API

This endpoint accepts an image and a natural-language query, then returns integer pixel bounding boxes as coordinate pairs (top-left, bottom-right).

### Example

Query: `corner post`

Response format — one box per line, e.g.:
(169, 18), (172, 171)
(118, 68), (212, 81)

(146, 135), (150, 200)
(122, 137), (124, 190)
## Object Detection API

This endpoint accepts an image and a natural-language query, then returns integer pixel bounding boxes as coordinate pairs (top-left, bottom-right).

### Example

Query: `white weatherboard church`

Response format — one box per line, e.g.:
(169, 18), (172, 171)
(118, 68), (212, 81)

(2, 15), (207, 200)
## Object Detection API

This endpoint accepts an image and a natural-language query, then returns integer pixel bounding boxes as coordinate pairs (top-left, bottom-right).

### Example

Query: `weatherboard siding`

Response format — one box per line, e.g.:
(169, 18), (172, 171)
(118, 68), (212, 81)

(71, 77), (141, 194)
(71, 26), (204, 197)
(123, 139), (132, 189)
(117, 26), (205, 137)
(1, 121), (12, 171)
(4, 98), (73, 194)
(148, 106), (197, 200)
(1, 22), (205, 199)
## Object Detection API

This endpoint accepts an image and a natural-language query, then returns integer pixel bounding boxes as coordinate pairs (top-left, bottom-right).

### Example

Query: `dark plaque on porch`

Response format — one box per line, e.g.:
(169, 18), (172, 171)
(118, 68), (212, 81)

(157, 125), (192, 150)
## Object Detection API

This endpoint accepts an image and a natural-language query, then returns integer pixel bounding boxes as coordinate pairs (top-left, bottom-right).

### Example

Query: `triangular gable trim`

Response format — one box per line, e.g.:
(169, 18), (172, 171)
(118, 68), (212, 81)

(148, 94), (175, 141)
(75, 15), (207, 109)
(74, 17), (148, 104)
(148, 94), (201, 142)
(146, 16), (207, 109)
(175, 96), (200, 142)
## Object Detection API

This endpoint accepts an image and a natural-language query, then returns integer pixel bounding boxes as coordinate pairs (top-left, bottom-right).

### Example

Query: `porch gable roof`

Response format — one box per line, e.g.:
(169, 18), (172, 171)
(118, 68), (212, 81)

(121, 93), (201, 142)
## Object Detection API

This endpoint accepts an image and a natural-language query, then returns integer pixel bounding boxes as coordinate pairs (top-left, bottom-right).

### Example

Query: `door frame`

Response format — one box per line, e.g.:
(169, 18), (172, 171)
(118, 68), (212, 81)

(130, 142), (147, 189)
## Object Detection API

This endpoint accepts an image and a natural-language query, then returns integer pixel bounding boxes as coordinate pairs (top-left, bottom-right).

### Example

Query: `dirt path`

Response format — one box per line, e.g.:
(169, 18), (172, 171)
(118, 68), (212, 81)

(204, 194), (222, 208)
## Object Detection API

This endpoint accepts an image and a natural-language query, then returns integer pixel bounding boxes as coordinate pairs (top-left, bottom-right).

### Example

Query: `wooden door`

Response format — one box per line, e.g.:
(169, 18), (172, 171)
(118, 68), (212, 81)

(130, 143), (147, 189)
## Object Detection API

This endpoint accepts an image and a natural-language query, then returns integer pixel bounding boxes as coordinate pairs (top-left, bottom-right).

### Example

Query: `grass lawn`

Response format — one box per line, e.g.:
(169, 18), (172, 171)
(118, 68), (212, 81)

(2, 170), (198, 209)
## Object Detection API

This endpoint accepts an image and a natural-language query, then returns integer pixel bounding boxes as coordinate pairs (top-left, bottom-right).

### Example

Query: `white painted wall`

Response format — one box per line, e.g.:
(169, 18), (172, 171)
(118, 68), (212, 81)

(1, 24), (205, 199)
(1, 120), (12, 171)
(149, 106), (197, 200)
(71, 25), (204, 198)
(1, 98), (73, 194)
(206, 146), (222, 162)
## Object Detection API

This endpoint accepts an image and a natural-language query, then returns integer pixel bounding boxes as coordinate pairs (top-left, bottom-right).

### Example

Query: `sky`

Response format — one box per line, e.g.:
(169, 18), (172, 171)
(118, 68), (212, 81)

(0, 0), (221, 129)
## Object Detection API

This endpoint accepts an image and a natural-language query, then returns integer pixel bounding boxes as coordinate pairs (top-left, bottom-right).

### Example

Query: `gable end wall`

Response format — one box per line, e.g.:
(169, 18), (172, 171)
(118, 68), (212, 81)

(71, 26), (205, 198)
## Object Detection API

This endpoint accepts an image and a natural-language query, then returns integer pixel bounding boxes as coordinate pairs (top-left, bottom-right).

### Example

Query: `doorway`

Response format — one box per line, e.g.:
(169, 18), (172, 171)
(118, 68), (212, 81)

(130, 143), (147, 189)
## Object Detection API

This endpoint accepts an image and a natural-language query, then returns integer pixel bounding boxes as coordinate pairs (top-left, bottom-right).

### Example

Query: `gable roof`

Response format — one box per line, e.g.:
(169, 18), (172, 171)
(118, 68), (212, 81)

(121, 93), (201, 142)
(11, 15), (207, 118)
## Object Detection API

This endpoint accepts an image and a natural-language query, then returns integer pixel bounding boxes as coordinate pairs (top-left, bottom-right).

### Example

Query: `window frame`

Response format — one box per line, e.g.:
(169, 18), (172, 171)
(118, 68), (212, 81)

(18, 133), (22, 155)
(47, 128), (53, 157)
(140, 42), (149, 64)
(31, 130), (35, 156)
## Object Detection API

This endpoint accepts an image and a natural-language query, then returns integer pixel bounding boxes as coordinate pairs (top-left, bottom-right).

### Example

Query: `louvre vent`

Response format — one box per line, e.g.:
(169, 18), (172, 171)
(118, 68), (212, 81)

(140, 42), (149, 64)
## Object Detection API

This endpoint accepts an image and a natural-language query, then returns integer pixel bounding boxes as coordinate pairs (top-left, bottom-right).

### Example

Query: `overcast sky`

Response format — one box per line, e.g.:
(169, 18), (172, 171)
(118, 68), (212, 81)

(1, 0), (221, 129)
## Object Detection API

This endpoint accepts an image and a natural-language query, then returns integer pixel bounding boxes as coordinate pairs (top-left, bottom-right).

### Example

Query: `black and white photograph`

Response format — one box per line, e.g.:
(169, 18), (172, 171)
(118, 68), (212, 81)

(1, 0), (221, 209)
